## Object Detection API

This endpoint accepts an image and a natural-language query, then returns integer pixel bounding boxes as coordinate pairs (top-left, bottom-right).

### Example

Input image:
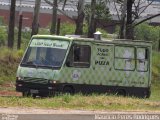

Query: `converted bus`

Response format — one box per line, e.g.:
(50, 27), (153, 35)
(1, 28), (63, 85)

(16, 35), (152, 98)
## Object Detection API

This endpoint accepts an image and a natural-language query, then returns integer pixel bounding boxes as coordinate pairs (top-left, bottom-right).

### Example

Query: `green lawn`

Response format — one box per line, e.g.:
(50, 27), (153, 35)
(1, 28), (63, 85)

(0, 92), (160, 111)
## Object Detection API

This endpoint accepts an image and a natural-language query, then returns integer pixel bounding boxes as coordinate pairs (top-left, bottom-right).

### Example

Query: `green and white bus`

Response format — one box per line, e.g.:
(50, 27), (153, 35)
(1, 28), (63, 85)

(16, 35), (152, 98)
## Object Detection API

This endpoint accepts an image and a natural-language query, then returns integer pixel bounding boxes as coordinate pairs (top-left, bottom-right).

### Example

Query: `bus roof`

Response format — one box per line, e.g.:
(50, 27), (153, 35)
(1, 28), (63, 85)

(31, 35), (152, 45)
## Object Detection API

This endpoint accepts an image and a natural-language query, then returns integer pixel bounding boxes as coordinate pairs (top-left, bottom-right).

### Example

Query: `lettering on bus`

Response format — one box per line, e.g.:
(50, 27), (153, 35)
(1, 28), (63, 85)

(95, 60), (109, 65)
(95, 47), (110, 66)
(32, 41), (64, 48)
(97, 48), (109, 56)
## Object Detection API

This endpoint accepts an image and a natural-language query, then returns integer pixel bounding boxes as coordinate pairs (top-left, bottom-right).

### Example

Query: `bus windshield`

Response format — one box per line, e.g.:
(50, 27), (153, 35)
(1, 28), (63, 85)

(21, 38), (69, 69)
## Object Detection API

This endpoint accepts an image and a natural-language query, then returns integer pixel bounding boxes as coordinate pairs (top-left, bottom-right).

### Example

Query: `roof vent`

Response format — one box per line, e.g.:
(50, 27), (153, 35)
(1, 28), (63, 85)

(94, 31), (102, 40)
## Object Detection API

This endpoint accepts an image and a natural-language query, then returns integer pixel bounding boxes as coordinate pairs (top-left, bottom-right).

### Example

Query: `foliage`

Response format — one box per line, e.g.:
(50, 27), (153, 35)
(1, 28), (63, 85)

(59, 22), (76, 36)
(0, 16), (5, 25)
(152, 51), (160, 83)
(96, 28), (108, 38)
(95, 0), (111, 20)
(82, 22), (88, 35)
(0, 26), (7, 46)
(84, 0), (110, 22)
(39, 28), (50, 35)
(0, 47), (24, 84)
(134, 23), (160, 50)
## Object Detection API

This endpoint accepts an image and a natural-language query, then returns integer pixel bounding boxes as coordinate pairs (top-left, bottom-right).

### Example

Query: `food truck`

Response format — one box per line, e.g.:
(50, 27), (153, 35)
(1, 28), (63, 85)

(16, 35), (152, 98)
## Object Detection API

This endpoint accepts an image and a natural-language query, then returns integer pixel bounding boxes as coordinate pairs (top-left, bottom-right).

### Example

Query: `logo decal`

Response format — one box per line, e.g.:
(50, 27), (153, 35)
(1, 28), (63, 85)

(72, 70), (81, 80)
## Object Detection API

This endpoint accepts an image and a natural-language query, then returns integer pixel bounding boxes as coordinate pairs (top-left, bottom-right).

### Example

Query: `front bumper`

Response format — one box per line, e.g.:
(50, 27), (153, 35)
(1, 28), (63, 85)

(16, 80), (59, 96)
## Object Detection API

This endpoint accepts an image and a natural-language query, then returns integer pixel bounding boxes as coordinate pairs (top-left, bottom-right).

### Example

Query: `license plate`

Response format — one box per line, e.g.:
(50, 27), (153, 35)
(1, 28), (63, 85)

(30, 89), (39, 94)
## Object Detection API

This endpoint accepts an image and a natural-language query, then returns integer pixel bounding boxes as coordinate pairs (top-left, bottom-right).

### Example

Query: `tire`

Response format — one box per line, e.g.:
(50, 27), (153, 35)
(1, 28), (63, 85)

(22, 91), (31, 97)
(144, 89), (151, 98)
(116, 89), (126, 96)
(63, 86), (74, 95)
(31, 94), (37, 98)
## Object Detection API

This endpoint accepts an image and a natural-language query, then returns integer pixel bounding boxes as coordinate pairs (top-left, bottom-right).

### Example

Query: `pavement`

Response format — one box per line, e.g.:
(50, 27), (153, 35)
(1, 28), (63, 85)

(0, 107), (160, 120)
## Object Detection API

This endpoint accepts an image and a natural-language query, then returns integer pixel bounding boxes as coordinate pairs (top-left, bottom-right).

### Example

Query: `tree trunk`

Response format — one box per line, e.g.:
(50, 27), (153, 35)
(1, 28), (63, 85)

(88, 0), (96, 38)
(119, 16), (126, 39)
(50, 0), (57, 35)
(75, 0), (85, 35)
(56, 18), (61, 35)
(7, 0), (16, 49)
(119, 0), (127, 39)
(126, 0), (134, 40)
(31, 0), (41, 36)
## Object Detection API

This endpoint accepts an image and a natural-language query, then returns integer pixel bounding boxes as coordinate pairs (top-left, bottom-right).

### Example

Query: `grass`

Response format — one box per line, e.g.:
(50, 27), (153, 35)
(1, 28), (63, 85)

(0, 94), (160, 111)
(0, 48), (159, 111)
(0, 47), (23, 84)
(150, 51), (160, 101)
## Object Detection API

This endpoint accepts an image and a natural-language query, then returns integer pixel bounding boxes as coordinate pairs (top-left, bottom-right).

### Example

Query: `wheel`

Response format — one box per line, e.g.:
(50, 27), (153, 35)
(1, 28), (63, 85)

(31, 93), (37, 98)
(22, 91), (31, 97)
(63, 86), (74, 95)
(116, 89), (126, 96)
(143, 89), (151, 98)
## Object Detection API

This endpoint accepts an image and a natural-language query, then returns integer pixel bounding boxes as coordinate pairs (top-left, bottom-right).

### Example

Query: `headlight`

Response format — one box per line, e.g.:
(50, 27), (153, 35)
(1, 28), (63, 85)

(48, 80), (57, 84)
(16, 76), (24, 81)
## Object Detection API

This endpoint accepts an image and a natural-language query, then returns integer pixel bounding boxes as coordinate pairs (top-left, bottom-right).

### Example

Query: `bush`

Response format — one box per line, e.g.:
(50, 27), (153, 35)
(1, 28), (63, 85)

(0, 47), (23, 84)
(60, 22), (75, 36)
(0, 26), (7, 46)
(0, 16), (5, 25)
(39, 28), (50, 35)
(134, 23), (160, 50)
(96, 28), (108, 38)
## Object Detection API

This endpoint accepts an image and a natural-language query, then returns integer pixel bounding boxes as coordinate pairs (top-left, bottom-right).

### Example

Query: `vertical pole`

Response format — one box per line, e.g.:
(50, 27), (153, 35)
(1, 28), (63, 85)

(56, 18), (61, 35)
(158, 29), (160, 51)
(17, 14), (23, 50)
(7, 0), (16, 49)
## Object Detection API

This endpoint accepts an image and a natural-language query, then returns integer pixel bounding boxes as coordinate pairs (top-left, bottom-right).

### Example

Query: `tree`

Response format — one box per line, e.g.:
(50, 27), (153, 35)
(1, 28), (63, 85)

(119, 0), (127, 39)
(31, 0), (41, 36)
(44, 0), (86, 35)
(7, 0), (16, 48)
(85, 0), (110, 37)
(44, 0), (73, 20)
(126, 0), (134, 39)
(88, 0), (96, 38)
(75, 0), (85, 35)
(134, 23), (160, 50)
(113, 0), (157, 39)
(50, 0), (57, 34)
(44, 0), (73, 35)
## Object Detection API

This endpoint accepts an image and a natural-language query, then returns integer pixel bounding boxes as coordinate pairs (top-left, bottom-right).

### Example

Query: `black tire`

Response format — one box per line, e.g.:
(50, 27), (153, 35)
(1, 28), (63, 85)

(22, 91), (31, 97)
(31, 94), (37, 98)
(63, 86), (74, 95)
(144, 90), (151, 98)
(116, 89), (126, 96)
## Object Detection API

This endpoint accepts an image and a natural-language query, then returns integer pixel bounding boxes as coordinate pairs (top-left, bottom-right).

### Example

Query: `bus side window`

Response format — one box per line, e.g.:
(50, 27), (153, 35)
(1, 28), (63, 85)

(74, 46), (80, 62)
(66, 44), (91, 68)
(136, 47), (149, 72)
(145, 48), (148, 60)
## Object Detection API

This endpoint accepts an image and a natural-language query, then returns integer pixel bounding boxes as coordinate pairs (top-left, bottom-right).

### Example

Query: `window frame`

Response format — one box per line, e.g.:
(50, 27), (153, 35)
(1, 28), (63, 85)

(66, 44), (91, 68)
(114, 45), (136, 71)
(136, 47), (149, 72)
